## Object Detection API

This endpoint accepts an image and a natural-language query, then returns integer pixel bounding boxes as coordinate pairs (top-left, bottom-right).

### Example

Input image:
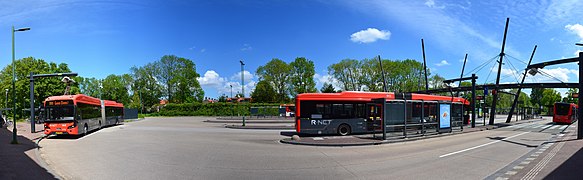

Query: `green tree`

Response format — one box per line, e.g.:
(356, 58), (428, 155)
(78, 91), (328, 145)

(101, 74), (131, 105)
(564, 88), (578, 103)
(256, 58), (291, 102)
(289, 57), (316, 96)
(156, 55), (204, 103)
(0, 57), (78, 119)
(130, 63), (163, 111)
(320, 83), (336, 93)
(328, 59), (362, 91)
(540, 89), (562, 113)
(251, 80), (276, 103)
(77, 77), (100, 97)
(530, 88), (544, 107)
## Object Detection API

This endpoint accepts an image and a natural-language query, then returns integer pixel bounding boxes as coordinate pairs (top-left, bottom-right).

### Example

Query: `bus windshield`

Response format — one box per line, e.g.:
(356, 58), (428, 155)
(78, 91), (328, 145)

(45, 104), (75, 121)
(555, 103), (570, 116)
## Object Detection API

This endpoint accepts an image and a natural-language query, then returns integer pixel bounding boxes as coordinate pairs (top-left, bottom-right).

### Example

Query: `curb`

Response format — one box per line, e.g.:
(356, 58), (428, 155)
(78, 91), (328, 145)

(34, 135), (63, 180)
(225, 124), (294, 130)
(278, 125), (509, 147)
(206, 120), (294, 124)
(279, 139), (384, 146)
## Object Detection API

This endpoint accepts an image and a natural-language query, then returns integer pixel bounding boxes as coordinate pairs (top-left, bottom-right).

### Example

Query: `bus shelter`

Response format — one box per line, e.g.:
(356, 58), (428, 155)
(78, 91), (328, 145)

(371, 98), (464, 140)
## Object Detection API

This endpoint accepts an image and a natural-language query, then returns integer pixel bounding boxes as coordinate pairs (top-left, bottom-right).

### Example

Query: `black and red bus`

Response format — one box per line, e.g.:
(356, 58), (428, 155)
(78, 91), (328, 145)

(553, 102), (577, 124)
(295, 91), (470, 136)
(43, 94), (124, 136)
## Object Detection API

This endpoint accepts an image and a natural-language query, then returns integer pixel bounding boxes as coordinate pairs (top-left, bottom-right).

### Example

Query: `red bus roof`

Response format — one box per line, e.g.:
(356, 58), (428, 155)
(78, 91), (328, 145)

(44, 94), (124, 107)
(104, 100), (124, 108)
(296, 91), (469, 105)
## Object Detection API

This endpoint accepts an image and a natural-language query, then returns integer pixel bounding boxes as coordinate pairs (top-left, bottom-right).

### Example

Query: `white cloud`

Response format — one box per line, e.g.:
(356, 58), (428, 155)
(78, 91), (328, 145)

(339, 1), (522, 62)
(314, 73), (342, 91)
(525, 67), (577, 83)
(197, 70), (225, 87)
(565, 24), (583, 41)
(424, 0), (445, 9)
(435, 60), (450, 66)
(200, 48), (206, 53)
(188, 46), (195, 50)
(230, 70), (254, 83)
(350, 28), (391, 43)
(241, 44), (252, 51)
(424, 0), (435, 7)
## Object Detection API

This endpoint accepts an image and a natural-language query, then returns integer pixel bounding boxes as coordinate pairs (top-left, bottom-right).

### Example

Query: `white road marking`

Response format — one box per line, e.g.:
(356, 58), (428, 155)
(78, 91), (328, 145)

(531, 124), (544, 128)
(520, 161), (531, 165)
(506, 171), (517, 175)
(513, 166), (524, 170)
(540, 125), (552, 129)
(439, 132), (529, 158)
(549, 125), (560, 129)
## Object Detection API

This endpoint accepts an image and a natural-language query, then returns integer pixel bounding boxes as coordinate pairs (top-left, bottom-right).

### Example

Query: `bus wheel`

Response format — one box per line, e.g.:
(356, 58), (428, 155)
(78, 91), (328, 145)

(83, 125), (88, 135)
(338, 124), (351, 136)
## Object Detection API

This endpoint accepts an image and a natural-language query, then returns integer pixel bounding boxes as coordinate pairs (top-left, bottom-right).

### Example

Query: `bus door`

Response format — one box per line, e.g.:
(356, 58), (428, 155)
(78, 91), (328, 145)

(366, 103), (382, 132)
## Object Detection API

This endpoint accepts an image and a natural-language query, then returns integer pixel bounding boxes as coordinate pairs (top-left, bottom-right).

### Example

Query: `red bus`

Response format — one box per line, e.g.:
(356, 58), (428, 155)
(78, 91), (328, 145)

(295, 91), (469, 136)
(280, 104), (295, 117)
(553, 102), (577, 124)
(43, 94), (124, 136)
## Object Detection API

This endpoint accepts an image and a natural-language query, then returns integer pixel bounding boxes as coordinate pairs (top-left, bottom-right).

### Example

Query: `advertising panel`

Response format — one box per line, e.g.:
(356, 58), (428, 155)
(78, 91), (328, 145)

(439, 104), (451, 129)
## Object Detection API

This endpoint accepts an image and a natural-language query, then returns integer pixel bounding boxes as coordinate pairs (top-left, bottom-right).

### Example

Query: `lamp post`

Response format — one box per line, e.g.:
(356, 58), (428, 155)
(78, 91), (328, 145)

(230, 84), (233, 116)
(5, 89), (7, 108)
(11, 26), (30, 144)
(239, 60), (245, 126)
(139, 89), (143, 116)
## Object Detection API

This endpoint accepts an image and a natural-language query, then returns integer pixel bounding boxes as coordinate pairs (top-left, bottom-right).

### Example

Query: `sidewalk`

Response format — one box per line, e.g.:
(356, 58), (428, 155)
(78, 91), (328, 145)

(520, 122), (583, 179)
(0, 122), (57, 179)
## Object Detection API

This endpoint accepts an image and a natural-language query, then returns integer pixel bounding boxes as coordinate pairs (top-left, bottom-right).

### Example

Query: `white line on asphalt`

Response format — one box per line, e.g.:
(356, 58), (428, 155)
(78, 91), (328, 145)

(549, 125), (560, 129)
(439, 132), (529, 158)
(531, 124), (544, 128)
(76, 132), (97, 141)
(541, 125), (552, 129)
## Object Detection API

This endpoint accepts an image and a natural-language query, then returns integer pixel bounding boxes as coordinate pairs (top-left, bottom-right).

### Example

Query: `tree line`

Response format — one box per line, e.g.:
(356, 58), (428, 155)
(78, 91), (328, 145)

(1, 55), (204, 119)
(3, 55), (572, 118)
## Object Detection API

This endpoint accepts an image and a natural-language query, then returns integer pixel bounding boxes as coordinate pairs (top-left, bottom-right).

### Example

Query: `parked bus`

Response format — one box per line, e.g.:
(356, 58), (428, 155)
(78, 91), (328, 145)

(280, 104), (295, 117)
(295, 91), (469, 136)
(43, 94), (124, 136)
(553, 102), (577, 124)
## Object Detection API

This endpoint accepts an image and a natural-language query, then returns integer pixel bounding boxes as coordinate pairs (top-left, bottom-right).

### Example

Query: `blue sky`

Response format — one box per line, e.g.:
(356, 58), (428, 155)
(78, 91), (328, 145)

(1, 0), (582, 98)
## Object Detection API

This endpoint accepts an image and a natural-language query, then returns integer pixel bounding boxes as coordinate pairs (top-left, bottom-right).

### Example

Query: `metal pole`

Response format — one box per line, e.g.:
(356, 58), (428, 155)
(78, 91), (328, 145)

(578, 51), (583, 139)
(30, 72), (35, 132)
(240, 60), (245, 126)
(11, 26), (18, 144)
(378, 55), (388, 92)
(421, 39), (429, 91)
(471, 74), (476, 128)
(139, 90), (143, 115)
(457, 54), (468, 97)
(490, 17), (510, 125)
(507, 45), (536, 123)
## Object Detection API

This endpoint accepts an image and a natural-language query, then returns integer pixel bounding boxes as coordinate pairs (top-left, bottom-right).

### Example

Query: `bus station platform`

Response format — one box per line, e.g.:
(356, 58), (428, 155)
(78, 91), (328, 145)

(280, 115), (543, 147)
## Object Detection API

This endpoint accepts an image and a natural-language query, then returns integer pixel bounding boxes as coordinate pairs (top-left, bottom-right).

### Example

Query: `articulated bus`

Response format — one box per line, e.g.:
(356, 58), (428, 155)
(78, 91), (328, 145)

(553, 102), (577, 124)
(43, 94), (124, 136)
(295, 91), (470, 136)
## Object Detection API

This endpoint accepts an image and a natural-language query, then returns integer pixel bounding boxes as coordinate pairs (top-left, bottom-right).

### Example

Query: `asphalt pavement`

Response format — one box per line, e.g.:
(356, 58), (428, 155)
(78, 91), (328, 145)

(34, 115), (583, 180)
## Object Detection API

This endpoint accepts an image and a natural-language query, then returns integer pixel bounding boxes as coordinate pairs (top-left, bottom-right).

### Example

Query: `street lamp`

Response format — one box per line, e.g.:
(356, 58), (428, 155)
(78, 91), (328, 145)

(239, 60), (245, 126)
(11, 26), (30, 144)
(5, 89), (7, 108)
(230, 84), (233, 99)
